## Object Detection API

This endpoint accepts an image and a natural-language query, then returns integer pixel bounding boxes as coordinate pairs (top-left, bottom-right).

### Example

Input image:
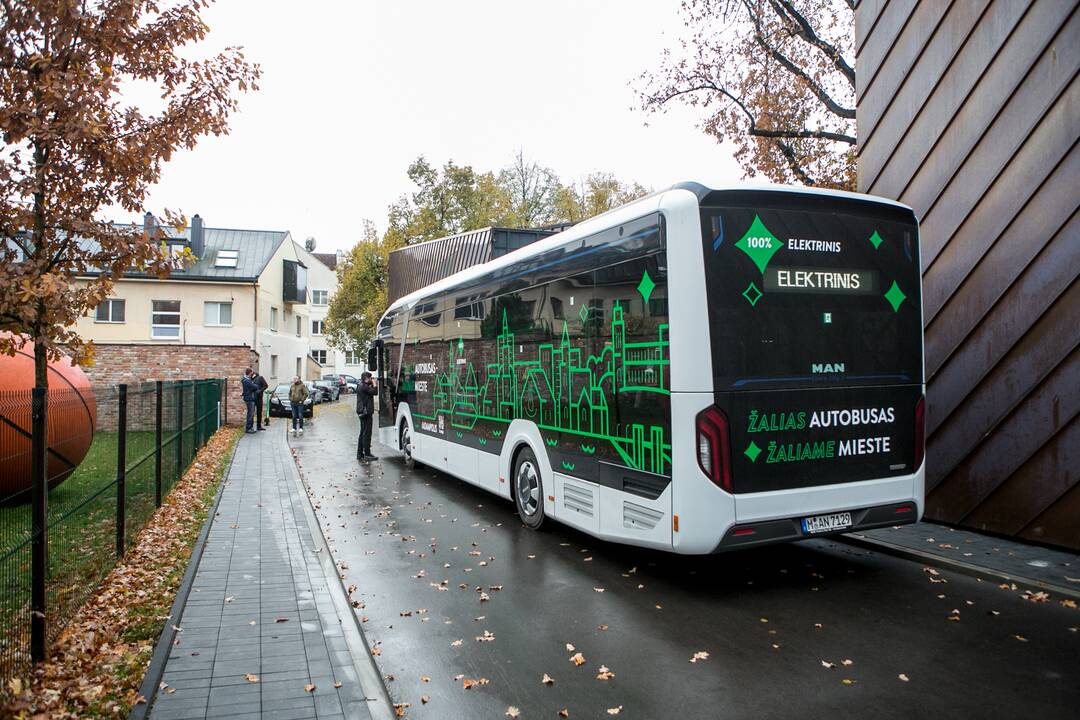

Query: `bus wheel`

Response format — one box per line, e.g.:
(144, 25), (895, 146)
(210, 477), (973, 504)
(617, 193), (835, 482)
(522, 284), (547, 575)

(400, 424), (416, 469)
(513, 447), (545, 530)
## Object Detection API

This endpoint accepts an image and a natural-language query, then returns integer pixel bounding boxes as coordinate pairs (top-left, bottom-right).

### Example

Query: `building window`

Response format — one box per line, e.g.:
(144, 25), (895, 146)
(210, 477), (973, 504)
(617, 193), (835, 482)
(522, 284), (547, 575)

(204, 301), (232, 326)
(270, 307), (278, 331)
(312, 319), (324, 335)
(648, 297), (668, 316)
(95, 298), (126, 323)
(311, 289), (329, 306)
(271, 354), (279, 376)
(214, 249), (239, 268)
(311, 350), (327, 365)
(345, 350), (362, 365)
(151, 300), (181, 339)
(296, 316), (303, 336)
(295, 357), (302, 376)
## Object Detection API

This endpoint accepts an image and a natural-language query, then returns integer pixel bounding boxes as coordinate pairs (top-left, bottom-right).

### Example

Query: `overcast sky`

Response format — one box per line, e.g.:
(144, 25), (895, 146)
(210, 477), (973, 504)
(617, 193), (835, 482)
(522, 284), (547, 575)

(137, 0), (744, 253)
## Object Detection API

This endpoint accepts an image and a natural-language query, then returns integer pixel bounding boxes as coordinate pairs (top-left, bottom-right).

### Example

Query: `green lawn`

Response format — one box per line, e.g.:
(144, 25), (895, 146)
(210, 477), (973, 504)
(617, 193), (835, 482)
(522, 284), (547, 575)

(0, 428), (194, 675)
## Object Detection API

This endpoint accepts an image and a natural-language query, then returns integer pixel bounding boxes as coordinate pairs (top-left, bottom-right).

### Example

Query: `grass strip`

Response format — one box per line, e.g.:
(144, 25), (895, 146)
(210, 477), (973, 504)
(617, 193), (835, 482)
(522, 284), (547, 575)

(2, 426), (242, 718)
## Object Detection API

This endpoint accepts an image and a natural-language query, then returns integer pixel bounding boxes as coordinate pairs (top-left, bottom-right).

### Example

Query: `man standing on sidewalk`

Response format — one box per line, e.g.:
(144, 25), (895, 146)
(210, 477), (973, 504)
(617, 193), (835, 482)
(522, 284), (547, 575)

(356, 371), (378, 460)
(289, 375), (309, 437)
(252, 369), (269, 430)
(241, 368), (258, 433)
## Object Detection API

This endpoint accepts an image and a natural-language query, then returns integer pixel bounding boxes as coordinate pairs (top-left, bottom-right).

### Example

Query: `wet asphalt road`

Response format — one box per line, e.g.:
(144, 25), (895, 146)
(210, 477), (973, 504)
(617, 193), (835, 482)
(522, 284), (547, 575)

(290, 401), (1078, 719)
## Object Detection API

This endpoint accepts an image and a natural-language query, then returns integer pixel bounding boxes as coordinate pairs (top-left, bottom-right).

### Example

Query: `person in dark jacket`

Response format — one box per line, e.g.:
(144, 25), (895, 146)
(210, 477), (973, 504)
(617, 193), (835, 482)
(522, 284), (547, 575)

(241, 368), (258, 433)
(252, 371), (269, 429)
(356, 371), (378, 460)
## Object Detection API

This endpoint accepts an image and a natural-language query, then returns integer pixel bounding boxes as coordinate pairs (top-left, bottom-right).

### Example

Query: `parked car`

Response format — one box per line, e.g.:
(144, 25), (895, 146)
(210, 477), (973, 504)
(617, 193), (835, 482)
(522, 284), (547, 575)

(268, 383), (313, 418)
(304, 380), (322, 404)
(322, 373), (348, 394)
(313, 380), (339, 401)
(341, 374), (359, 393)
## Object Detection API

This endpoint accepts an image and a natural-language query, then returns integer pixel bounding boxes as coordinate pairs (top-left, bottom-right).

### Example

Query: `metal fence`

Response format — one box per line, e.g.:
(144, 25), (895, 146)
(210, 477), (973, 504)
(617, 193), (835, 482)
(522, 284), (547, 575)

(0, 378), (224, 687)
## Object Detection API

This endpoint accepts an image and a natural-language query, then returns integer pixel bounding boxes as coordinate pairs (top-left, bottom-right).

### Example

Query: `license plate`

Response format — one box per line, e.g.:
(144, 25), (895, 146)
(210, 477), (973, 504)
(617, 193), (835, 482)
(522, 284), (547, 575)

(802, 511), (852, 535)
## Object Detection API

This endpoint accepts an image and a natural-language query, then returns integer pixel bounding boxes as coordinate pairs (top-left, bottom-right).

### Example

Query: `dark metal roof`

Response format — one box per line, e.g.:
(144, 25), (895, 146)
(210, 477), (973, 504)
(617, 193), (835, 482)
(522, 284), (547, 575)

(312, 252), (338, 270)
(81, 224), (289, 281)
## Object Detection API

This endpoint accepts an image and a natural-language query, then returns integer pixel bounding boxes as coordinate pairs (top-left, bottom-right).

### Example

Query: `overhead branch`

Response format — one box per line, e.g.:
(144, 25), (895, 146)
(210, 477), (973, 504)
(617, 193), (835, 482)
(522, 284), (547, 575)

(775, 139), (817, 185)
(743, 0), (855, 119)
(769, 0), (856, 87)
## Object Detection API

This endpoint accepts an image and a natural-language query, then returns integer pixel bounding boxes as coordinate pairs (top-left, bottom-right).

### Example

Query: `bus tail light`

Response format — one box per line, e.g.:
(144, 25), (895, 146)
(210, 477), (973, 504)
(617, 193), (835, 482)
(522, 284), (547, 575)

(696, 406), (732, 492)
(913, 395), (926, 471)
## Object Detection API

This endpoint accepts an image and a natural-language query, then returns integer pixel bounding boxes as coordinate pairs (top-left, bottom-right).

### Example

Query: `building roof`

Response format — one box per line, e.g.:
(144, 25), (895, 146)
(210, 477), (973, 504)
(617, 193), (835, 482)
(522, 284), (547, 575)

(81, 224), (290, 282)
(311, 252), (338, 270)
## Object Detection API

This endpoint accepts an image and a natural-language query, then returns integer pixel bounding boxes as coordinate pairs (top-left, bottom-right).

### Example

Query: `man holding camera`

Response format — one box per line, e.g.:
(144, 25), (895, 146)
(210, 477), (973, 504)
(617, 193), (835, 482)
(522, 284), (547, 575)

(356, 371), (378, 461)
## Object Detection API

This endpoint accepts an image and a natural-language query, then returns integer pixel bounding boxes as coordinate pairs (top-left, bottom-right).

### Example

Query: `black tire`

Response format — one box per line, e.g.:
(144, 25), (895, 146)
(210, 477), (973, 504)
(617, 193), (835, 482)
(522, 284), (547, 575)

(400, 423), (416, 469)
(512, 446), (546, 530)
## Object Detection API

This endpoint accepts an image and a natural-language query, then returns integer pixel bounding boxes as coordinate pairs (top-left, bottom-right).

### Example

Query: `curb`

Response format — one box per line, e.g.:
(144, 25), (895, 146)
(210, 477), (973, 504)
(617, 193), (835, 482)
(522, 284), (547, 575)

(838, 532), (1080, 601)
(129, 434), (240, 720)
(286, 429), (396, 720)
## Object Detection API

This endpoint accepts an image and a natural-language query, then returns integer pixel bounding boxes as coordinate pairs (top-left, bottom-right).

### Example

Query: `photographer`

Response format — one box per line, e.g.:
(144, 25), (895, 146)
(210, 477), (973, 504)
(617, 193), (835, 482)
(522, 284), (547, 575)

(355, 371), (378, 461)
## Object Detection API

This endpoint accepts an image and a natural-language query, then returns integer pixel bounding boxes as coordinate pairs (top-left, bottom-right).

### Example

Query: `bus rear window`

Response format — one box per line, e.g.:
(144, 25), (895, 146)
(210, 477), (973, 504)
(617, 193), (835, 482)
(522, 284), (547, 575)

(702, 203), (923, 391)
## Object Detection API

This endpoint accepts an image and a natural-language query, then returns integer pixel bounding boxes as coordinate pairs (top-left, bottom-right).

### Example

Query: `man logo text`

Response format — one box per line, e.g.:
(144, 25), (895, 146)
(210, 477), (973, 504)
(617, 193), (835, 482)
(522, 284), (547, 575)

(812, 363), (845, 373)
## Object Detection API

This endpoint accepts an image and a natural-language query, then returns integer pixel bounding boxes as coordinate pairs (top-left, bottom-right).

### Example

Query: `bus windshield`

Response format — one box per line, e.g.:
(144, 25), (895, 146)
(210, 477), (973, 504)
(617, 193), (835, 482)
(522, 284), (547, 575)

(701, 198), (922, 392)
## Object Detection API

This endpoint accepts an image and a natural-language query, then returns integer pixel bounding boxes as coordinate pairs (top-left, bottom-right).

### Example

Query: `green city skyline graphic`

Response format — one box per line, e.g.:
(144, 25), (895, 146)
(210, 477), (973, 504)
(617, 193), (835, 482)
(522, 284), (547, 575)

(410, 302), (672, 476)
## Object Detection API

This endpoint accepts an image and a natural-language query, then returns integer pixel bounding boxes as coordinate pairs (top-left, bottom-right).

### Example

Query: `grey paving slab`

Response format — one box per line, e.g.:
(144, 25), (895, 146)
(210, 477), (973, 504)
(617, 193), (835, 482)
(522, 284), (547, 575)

(148, 424), (378, 720)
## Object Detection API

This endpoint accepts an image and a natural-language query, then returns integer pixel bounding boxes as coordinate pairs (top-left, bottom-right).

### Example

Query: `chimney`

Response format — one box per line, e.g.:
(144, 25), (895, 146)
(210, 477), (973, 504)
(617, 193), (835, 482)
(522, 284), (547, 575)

(191, 214), (205, 258)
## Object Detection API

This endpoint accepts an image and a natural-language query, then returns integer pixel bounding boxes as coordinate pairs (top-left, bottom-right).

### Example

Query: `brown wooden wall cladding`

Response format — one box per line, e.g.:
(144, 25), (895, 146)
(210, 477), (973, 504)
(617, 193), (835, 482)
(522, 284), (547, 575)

(856, 0), (1080, 549)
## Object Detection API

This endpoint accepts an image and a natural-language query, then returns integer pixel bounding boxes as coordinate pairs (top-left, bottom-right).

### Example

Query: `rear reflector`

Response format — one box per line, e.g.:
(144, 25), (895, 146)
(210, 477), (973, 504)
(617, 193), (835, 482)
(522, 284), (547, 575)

(696, 406), (733, 492)
(913, 395), (926, 471)
(733, 527), (755, 536)
(895, 506), (912, 514)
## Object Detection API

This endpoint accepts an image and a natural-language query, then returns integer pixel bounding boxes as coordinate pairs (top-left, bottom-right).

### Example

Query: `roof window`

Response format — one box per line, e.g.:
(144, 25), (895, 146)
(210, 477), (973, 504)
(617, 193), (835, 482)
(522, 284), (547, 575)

(215, 249), (239, 268)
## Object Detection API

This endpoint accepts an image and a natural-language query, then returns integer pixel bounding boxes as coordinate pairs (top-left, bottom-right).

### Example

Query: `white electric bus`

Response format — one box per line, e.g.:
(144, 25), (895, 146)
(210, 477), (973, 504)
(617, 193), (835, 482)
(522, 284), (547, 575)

(370, 183), (925, 553)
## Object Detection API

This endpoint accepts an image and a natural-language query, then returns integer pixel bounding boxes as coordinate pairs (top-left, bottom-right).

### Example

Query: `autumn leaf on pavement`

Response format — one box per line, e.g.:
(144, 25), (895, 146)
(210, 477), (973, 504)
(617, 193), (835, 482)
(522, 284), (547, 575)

(841, 659), (853, 667)
(821, 661), (836, 669)
(570, 652), (586, 666)
(462, 677), (490, 689)
(690, 651), (709, 663)
(898, 674), (910, 682)
(1013, 634), (1029, 642)
(542, 673), (555, 685)
(394, 702), (410, 717)
(304, 684), (316, 692)
(334, 681), (342, 688)
(598, 624), (609, 631)
(596, 665), (615, 680)
(476, 630), (495, 642)
(607, 707), (623, 715)
(420, 675), (431, 682)
(451, 639), (463, 647)
(565, 643), (575, 652)
(244, 673), (259, 683)
(421, 695), (430, 704)
(506, 707), (521, 718)
(558, 710), (569, 718)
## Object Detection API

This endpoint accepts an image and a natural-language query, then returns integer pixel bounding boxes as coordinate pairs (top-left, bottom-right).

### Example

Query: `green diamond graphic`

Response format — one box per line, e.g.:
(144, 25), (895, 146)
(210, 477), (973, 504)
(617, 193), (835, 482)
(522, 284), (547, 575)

(457, 337), (464, 353)
(637, 269), (656, 305)
(734, 215), (783, 274)
(742, 282), (763, 307)
(868, 230), (884, 250)
(744, 441), (761, 463)
(884, 280), (906, 312)
(578, 303), (589, 324)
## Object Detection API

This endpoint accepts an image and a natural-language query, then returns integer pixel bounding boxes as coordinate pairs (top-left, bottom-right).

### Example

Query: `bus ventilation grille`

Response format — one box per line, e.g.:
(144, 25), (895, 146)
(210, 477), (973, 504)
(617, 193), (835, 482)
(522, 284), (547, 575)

(623, 501), (663, 531)
(562, 482), (594, 517)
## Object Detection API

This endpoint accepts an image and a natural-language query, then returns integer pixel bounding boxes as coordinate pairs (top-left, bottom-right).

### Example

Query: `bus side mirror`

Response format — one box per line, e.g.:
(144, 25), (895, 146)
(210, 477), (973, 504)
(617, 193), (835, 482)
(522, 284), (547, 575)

(367, 346), (378, 371)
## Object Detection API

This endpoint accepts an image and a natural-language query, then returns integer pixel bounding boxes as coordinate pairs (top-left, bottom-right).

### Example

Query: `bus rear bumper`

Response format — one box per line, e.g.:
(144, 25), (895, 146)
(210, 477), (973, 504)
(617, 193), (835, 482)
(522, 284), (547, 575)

(711, 500), (918, 553)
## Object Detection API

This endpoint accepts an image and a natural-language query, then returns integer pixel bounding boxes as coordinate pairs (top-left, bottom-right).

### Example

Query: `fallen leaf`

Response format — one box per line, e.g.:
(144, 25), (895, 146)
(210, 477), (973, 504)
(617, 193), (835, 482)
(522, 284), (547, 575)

(566, 643), (575, 652)
(690, 651), (709, 663)
(841, 678), (855, 685)
(570, 652), (586, 666)
(334, 681), (342, 688)
(394, 702), (410, 717)
(506, 707), (521, 718)
(421, 695), (430, 704)
(1013, 634), (1028, 642)
(898, 674), (910, 682)
(476, 630), (496, 642)
(596, 665), (615, 680)
(841, 659), (853, 667)
(607, 707), (623, 715)
(598, 624), (609, 631)
(542, 673), (555, 685)
(420, 675), (431, 682)
(451, 639), (463, 647)
(594, 587), (605, 593)
(244, 673), (259, 683)
(304, 684), (316, 692)
(558, 710), (569, 718)
(462, 677), (490, 689)
(821, 661), (836, 669)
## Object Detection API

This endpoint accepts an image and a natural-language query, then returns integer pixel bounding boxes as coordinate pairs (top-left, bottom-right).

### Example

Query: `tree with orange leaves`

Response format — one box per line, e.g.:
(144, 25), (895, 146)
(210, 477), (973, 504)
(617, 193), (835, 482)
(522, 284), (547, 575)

(637, 0), (856, 190)
(0, 0), (260, 389)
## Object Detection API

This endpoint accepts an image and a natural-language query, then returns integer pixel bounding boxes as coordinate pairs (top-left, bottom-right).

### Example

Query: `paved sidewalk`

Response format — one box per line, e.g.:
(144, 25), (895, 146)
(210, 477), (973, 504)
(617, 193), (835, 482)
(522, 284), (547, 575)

(146, 422), (388, 720)
(848, 522), (1080, 598)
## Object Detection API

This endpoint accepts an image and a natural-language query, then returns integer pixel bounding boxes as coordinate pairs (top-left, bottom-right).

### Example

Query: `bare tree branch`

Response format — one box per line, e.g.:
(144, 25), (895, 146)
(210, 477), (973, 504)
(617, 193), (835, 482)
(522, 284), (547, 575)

(769, 0), (856, 86)
(744, 0), (855, 119)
